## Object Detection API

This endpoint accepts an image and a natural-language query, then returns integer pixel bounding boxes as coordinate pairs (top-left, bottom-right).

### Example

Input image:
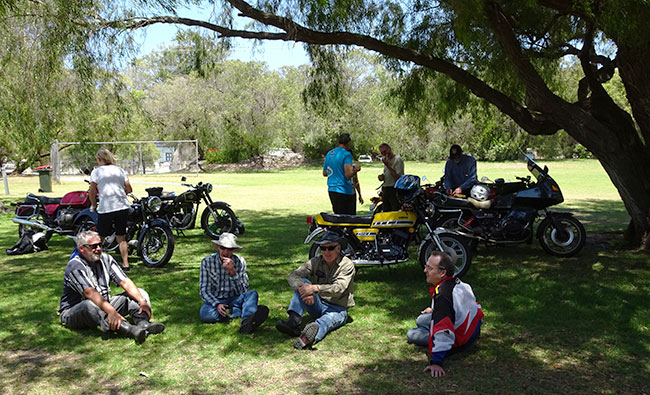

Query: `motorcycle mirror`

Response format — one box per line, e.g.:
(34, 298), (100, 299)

(181, 176), (187, 182)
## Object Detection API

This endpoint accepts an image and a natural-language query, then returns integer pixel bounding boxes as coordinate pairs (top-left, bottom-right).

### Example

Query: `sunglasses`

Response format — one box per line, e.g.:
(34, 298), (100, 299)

(218, 246), (234, 251)
(320, 245), (338, 251)
(84, 243), (102, 250)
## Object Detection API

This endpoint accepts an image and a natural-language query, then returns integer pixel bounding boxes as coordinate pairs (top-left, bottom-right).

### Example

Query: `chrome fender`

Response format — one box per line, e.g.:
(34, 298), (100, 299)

(304, 227), (326, 245)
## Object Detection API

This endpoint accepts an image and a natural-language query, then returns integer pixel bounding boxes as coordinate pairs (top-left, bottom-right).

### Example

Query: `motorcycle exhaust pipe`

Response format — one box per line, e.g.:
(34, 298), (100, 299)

(12, 217), (53, 232)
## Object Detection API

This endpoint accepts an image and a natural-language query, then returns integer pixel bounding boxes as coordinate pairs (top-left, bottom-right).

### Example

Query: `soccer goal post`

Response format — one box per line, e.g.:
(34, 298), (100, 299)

(51, 139), (199, 183)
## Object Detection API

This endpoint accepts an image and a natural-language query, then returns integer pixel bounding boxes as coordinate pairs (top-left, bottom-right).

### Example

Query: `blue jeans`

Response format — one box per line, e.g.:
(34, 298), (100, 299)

(200, 290), (259, 324)
(406, 312), (431, 347)
(288, 279), (348, 343)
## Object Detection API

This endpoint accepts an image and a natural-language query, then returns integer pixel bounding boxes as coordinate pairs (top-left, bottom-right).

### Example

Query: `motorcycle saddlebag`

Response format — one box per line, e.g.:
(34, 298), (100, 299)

(60, 191), (90, 208)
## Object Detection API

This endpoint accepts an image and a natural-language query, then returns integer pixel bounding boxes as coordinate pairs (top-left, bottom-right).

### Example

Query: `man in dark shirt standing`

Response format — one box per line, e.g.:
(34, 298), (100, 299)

(59, 230), (165, 344)
(444, 144), (478, 196)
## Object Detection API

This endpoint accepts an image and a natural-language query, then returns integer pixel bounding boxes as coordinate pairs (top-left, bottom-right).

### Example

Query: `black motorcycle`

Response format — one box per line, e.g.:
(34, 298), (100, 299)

(148, 176), (243, 239)
(431, 155), (586, 257)
(86, 193), (175, 268)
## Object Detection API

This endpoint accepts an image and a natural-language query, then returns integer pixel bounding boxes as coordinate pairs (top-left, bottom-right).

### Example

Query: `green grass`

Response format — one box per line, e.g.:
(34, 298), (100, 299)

(0, 160), (648, 394)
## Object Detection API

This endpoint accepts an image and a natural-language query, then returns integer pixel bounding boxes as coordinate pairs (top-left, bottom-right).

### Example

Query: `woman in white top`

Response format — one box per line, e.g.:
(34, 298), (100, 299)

(88, 148), (133, 271)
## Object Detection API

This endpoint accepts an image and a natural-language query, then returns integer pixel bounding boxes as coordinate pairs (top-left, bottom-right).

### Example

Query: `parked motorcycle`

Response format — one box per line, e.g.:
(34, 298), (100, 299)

(431, 155), (586, 257)
(148, 176), (243, 239)
(12, 189), (96, 242)
(94, 193), (175, 267)
(305, 175), (472, 277)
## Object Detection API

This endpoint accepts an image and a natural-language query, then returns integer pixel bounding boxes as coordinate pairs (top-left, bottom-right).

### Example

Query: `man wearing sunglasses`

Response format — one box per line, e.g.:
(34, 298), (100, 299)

(407, 251), (483, 377)
(199, 232), (269, 333)
(276, 231), (355, 349)
(59, 230), (165, 344)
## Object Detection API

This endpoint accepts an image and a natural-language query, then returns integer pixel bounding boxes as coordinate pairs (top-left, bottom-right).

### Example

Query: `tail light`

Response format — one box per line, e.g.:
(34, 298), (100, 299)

(306, 216), (313, 224)
(488, 188), (496, 200)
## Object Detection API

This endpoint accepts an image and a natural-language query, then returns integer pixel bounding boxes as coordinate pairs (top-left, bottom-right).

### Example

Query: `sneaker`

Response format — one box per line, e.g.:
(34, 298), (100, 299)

(275, 319), (301, 337)
(239, 305), (269, 334)
(293, 322), (319, 350)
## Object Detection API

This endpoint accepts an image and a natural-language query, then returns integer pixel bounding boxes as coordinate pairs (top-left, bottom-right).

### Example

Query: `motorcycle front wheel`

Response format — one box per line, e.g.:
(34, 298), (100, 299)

(201, 203), (237, 239)
(418, 233), (472, 278)
(138, 225), (175, 267)
(537, 215), (586, 257)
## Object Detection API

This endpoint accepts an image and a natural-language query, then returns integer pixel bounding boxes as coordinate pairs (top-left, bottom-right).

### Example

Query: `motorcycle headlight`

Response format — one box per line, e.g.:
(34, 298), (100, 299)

(146, 196), (162, 213)
(205, 183), (213, 193)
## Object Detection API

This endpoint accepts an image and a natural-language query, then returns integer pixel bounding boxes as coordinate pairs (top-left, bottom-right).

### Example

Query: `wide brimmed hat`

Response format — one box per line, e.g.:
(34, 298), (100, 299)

(211, 232), (242, 251)
(314, 231), (342, 245)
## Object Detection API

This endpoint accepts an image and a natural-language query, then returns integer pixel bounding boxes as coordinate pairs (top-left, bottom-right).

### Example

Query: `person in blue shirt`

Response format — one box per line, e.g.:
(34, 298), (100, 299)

(323, 133), (363, 214)
(444, 144), (477, 196)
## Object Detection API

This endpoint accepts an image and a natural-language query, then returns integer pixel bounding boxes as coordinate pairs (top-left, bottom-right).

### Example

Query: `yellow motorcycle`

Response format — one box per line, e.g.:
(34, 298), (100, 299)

(305, 175), (472, 277)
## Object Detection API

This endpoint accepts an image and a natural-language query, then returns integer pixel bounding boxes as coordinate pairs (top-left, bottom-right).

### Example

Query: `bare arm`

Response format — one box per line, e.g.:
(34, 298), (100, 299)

(88, 182), (98, 210)
(119, 277), (151, 319)
(124, 180), (133, 194)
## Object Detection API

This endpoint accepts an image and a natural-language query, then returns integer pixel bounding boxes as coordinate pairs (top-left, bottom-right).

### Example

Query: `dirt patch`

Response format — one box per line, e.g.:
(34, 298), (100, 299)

(201, 150), (306, 172)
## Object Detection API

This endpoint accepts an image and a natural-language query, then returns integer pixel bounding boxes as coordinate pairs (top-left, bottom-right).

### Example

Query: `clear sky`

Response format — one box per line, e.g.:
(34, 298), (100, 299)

(133, 5), (310, 69)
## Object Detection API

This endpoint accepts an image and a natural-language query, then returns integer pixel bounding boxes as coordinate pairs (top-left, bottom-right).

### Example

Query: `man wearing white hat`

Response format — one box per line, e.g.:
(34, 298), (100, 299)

(199, 232), (268, 333)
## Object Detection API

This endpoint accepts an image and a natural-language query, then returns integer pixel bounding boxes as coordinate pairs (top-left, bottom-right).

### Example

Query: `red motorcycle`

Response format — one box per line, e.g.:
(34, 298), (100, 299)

(11, 189), (97, 243)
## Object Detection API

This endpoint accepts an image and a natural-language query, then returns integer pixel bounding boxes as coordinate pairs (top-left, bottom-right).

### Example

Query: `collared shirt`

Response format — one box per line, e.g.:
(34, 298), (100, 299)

(199, 253), (249, 306)
(323, 146), (355, 195)
(59, 252), (127, 312)
(444, 154), (477, 192)
(382, 154), (405, 187)
(288, 255), (355, 308)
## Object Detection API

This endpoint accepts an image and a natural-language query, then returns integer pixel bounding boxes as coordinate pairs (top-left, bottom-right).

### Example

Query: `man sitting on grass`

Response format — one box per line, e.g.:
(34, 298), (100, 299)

(199, 232), (268, 334)
(275, 231), (355, 349)
(407, 251), (483, 377)
(58, 230), (165, 344)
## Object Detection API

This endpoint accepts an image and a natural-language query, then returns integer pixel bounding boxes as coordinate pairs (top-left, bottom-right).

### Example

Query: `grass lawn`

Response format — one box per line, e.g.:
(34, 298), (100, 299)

(0, 159), (648, 394)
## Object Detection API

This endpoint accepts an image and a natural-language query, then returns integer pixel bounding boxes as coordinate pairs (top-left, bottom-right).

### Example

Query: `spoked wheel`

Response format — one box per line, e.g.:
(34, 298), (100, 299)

(139, 225), (175, 267)
(537, 215), (586, 257)
(418, 233), (472, 278)
(201, 203), (237, 239)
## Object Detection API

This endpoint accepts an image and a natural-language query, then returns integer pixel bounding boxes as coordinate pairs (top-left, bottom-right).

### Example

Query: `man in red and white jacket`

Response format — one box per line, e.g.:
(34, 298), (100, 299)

(407, 251), (483, 377)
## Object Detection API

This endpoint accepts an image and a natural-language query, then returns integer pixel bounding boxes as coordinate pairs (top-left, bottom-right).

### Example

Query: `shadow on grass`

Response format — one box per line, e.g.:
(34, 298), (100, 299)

(0, 206), (649, 392)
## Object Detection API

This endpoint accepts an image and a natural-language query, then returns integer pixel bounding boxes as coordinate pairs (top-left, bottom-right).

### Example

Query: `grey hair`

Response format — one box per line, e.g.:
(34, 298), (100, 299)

(428, 251), (456, 276)
(76, 230), (100, 247)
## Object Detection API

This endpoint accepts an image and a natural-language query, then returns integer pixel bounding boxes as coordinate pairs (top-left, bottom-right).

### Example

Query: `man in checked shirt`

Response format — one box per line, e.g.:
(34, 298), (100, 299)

(59, 230), (165, 344)
(199, 232), (269, 333)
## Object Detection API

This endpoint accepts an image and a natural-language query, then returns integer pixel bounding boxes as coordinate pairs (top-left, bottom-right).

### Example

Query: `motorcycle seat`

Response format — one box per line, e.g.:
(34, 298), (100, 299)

(26, 193), (61, 206)
(320, 212), (374, 225)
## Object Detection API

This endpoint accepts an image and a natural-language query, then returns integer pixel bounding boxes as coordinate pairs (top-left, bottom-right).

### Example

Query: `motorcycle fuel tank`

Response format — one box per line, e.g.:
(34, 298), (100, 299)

(371, 211), (417, 228)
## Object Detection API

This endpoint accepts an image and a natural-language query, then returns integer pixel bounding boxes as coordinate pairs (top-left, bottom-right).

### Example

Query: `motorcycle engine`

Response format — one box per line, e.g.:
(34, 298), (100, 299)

(55, 208), (78, 228)
(378, 229), (409, 259)
(495, 209), (534, 239)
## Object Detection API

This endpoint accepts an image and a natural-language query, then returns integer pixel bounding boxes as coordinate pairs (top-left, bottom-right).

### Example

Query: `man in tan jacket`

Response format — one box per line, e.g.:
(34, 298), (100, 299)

(276, 231), (355, 349)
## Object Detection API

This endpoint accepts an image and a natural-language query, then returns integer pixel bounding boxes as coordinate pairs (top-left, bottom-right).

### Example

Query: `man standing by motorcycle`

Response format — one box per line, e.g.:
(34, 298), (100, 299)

(406, 251), (483, 377)
(199, 233), (269, 334)
(59, 230), (165, 344)
(377, 143), (405, 212)
(88, 148), (132, 271)
(323, 133), (363, 215)
(276, 231), (355, 349)
(444, 144), (478, 196)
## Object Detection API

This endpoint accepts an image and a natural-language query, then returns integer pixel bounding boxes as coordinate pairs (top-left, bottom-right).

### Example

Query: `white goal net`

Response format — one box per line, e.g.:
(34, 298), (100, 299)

(51, 139), (199, 183)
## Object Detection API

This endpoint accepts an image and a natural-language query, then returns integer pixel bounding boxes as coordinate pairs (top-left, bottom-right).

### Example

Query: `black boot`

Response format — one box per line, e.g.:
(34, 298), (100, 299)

(116, 322), (147, 344)
(133, 318), (165, 335)
(275, 310), (302, 337)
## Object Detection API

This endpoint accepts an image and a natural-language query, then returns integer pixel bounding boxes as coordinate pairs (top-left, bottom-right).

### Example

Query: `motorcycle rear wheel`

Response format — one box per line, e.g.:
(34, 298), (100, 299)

(201, 203), (237, 239)
(139, 225), (175, 267)
(418, 234), (472, 278)
(537, 215), (586, 257)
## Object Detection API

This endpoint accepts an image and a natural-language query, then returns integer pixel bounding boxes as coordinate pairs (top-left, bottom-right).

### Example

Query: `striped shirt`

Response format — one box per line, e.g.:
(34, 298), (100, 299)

(199, 253), (249, 306)
(59, 252), (127, 312)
